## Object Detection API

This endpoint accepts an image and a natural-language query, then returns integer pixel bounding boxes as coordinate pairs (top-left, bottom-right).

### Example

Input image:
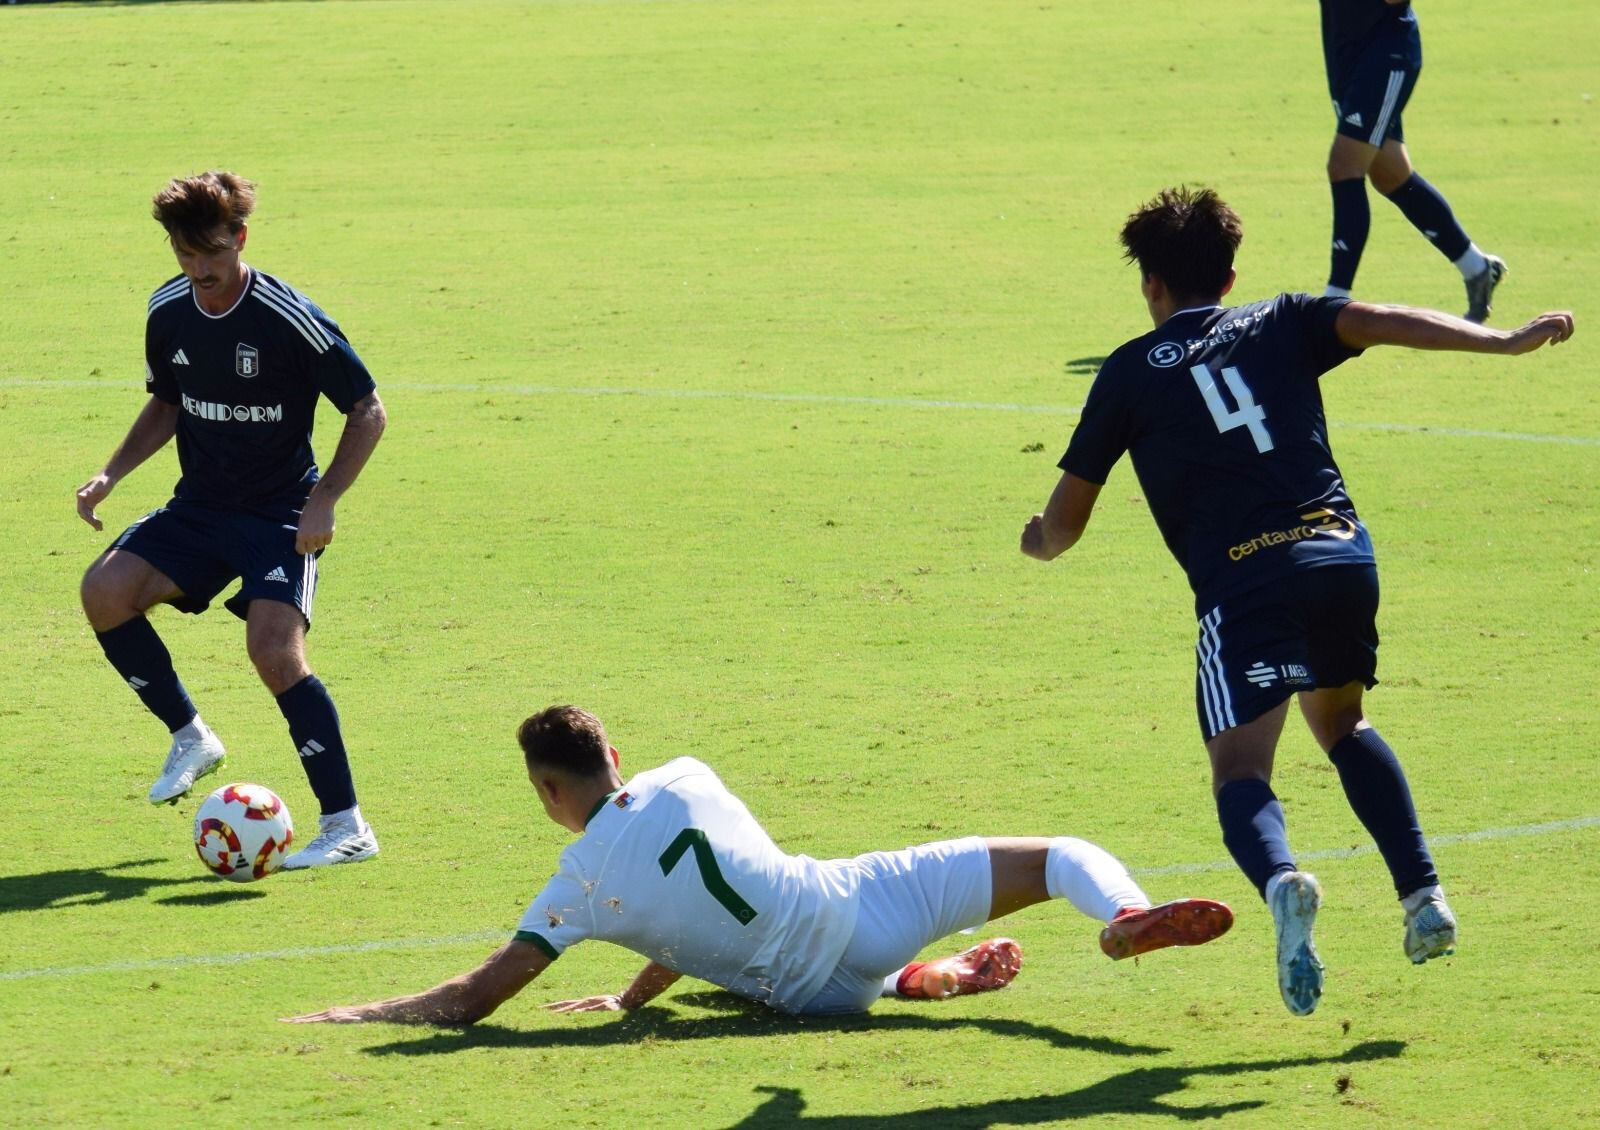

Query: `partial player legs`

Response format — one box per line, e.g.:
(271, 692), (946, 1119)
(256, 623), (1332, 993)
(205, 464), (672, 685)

(82, 549), (225, 802)
(1326, 134), (1380, 294)
(1207, 700), (1324, 1014)
(1300, 683), (1455, 964)
(246, 599), (376, 867)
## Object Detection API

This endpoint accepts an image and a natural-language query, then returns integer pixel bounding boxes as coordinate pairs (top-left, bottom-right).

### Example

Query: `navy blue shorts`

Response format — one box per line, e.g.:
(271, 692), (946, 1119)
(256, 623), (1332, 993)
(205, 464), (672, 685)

(110, 501), (320, 625)
(1194, 565), (1380, 740)
(1332, 54), (1418, 147)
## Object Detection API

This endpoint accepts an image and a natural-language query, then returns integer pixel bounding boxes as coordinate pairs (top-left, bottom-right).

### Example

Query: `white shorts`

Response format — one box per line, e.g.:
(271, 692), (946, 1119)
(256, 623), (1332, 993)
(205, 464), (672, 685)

(798, 836), (991, 1015)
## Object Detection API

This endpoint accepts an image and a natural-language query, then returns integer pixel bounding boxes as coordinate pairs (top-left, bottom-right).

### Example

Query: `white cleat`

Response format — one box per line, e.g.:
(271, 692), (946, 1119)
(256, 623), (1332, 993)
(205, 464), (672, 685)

(282, 810), (379, 870)
(147, 722), (226, 805)
(1403, 892), (1458, 964)
(1269, 871), (1325, 1017)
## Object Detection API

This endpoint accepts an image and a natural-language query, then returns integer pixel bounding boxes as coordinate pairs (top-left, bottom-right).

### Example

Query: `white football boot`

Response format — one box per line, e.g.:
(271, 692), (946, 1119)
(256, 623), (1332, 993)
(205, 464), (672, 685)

(282, 806), (380, 870)
(1402, 886), (1458, 964)
(1268, 870), (1325, 1017)
(147, 720), (226, 805)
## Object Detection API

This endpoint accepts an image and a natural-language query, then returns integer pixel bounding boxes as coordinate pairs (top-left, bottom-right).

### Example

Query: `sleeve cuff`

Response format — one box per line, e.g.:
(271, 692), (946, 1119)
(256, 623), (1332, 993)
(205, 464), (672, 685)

(513, 930), (560, 960)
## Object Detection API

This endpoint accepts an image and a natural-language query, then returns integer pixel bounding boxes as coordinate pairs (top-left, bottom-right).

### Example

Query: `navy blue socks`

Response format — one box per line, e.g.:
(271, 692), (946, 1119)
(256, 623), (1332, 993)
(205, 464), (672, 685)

(275, 674), (357, 815)
(1215, 778), (1296, 900)
(95, 615), (197, 733)
(1328, 177), (1371, 291)
(1382, 172), (1472, 262)
(1328, 727), (1438, 899)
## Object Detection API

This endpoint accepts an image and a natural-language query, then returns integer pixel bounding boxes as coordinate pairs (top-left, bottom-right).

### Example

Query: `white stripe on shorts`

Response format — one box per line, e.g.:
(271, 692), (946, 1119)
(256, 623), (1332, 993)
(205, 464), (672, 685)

(1370, 69), (1405, 146)
(301, 554), (317, 621)
(1196, 608), (1236, 736)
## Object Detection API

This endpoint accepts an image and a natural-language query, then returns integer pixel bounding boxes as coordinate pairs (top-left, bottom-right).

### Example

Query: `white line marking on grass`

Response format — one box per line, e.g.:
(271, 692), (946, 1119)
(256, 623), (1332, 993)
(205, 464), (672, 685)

(1133, 814), (1600, 877)
(0, 930), (505, 983)
(2, 815), (1595, 983)
(6, 377), (1598, 446)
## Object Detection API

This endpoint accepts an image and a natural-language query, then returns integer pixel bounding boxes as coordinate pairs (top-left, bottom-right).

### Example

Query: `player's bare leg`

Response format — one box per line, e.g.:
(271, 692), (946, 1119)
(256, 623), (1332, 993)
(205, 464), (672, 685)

(1208, 702), (1324, 1015)
(1300, 683), (1455, 965)
(82, 549), (225, 803)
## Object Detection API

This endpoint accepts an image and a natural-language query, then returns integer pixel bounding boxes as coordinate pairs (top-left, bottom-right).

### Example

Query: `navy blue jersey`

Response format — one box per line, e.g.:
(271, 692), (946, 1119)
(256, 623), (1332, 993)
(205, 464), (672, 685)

(143, 268), (376, 519)
(1319, 0), (1421, 94)
(1060, 294), (1375, 612)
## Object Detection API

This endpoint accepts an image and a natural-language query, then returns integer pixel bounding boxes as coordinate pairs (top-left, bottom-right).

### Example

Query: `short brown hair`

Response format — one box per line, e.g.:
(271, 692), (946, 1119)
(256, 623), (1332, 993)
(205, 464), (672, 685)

(1119, 186), (1243, 300)
(151, 171), (257, 252)
(518, 706), (611, 778)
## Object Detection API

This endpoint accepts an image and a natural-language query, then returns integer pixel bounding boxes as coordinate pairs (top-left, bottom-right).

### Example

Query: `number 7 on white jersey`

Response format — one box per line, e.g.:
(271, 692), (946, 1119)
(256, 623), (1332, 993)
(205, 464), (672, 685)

(1190, 363), (1274, 453)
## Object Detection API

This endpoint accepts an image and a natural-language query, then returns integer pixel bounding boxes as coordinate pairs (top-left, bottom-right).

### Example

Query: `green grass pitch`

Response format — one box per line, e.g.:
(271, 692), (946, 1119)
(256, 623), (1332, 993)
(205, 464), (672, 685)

(1, 0), (1597, 1124)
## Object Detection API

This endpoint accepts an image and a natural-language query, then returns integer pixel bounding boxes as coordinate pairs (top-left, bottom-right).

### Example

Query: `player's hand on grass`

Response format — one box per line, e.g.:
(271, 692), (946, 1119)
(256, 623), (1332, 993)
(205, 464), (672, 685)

(281, 1006), (371, 1024)
(75, 473), (115, 531)
(1501, 311), (1575, 354)
(543, 993), (625, 1013)
(295, 489), (336, 555)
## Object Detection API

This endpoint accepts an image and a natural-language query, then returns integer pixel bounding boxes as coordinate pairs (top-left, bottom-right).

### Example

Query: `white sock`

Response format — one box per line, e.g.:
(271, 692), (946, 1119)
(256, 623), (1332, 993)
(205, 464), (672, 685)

(1046, 837), (1148, 922)
(1264, 871), (1290, 907)
(1454, 244), (1489, 279)
(880, 972), (903, 998)
(1324, 285), (1352, 299)
(173, 717), (208, 741)
(324, 803), (364, 830)
(1401, 884), (1443, 913)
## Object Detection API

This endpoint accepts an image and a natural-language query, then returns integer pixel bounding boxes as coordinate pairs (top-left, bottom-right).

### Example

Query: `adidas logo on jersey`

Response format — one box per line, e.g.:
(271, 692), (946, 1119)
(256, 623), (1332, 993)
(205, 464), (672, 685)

(171, 349), (190, 366)
(1343, 112), (1363, 127)
(265, 565), (290, 583)
(1244, 662), (1279, 688)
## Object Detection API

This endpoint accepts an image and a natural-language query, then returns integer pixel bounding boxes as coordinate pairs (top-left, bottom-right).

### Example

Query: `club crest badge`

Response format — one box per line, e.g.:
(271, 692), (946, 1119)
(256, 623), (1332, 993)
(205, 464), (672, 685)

(236, 343), (260, 378)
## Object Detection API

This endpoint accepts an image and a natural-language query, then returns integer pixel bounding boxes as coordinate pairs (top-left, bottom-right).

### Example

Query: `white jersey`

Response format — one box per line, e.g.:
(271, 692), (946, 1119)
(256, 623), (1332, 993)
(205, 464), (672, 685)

(514, 757), (860, 1014)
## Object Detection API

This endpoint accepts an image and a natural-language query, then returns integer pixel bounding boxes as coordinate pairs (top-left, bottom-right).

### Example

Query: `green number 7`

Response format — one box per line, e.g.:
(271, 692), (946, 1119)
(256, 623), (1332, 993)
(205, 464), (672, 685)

(658, 828), (759, 925)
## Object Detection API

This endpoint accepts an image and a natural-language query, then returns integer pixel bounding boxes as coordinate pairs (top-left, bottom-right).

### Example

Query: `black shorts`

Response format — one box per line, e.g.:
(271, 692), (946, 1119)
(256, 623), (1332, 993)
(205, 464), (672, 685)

(1194, 565), (1379, 740)
(1331, 54), (1418, 148)
(110, 500), (320, 625)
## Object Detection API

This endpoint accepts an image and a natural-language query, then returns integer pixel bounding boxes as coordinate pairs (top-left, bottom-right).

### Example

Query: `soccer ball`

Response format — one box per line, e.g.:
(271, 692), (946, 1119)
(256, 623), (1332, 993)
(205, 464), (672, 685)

(193, 783), (295, 882)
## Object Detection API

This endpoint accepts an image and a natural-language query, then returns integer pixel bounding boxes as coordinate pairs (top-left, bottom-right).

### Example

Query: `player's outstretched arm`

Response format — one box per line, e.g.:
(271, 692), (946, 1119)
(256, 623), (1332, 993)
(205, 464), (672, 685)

(295, 391), (388, 555)
(75, 396), (178, 530)
(282, 938), (550, 1025)
(1335, 302), (1576, 356)
(1021, 472), (1102, 562)
(545, 960), (683, 1013)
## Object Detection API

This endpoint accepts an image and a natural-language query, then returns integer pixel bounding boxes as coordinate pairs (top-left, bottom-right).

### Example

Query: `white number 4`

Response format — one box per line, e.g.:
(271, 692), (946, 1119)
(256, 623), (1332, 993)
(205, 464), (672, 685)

(1189, 363), (1274, 453)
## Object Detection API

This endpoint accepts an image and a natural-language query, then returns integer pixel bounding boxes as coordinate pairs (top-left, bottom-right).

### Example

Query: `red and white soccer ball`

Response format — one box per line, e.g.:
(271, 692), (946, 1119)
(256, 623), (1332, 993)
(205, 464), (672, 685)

(193, 783), (295, 882)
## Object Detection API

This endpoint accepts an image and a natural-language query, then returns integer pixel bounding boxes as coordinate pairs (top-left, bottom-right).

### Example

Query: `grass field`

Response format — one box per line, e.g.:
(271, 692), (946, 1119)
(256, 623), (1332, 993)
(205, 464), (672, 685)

(1, 0), (1597, 1125)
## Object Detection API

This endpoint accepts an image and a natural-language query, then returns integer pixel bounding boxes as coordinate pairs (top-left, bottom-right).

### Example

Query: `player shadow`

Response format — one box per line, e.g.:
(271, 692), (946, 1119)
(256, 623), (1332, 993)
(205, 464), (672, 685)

(363, 990), (1166, 1059)
(0, 858), (219, 914)
(1063, 355), (1109, 375)
(725, 1039), (1407, 1127)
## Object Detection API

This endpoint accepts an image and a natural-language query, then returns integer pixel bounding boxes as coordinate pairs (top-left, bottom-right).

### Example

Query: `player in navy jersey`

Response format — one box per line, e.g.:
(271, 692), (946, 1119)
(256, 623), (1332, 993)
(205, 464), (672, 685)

(1021, 187), (1572, 1015)
(1319, 0), (1505, 321)
(76, 171), (388, 870)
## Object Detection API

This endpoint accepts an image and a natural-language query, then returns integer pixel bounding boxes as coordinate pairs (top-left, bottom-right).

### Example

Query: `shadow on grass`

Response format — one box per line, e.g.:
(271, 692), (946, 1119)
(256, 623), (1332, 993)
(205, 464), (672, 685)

(364, 987), (1167, 1058)
(1063, 355), (1109, 375)
(154, 887), (268, 907)
(727, 1040), (1407, 1126)
(0, 858), (213, 913)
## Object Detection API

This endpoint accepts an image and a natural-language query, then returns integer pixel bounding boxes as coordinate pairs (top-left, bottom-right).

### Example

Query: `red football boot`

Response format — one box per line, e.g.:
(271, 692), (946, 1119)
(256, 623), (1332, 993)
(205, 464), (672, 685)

(1098, 898), (1233, 960)
(896, 937), (1024, 1000)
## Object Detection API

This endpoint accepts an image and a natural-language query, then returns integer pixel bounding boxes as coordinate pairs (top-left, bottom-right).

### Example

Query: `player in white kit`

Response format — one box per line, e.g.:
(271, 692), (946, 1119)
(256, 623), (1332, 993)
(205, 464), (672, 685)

(286, 707), (1233, 1024)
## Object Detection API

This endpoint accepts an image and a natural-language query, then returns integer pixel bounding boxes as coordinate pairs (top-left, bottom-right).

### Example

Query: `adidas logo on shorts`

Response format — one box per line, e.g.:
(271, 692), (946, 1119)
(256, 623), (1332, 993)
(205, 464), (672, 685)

(265, 565), (289, 583)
